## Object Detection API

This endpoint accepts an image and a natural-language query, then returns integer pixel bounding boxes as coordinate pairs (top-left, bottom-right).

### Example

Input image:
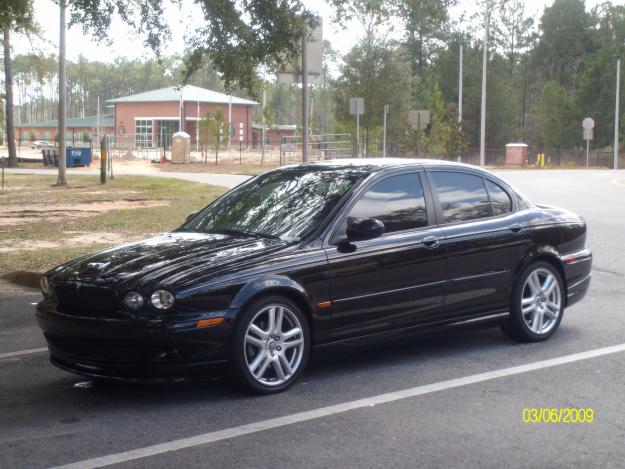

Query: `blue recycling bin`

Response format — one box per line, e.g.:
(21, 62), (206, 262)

(65, 147), (92, 167)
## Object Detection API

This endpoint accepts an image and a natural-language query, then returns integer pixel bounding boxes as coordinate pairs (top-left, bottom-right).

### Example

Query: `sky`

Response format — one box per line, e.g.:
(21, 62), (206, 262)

(13, 0), (612, 64)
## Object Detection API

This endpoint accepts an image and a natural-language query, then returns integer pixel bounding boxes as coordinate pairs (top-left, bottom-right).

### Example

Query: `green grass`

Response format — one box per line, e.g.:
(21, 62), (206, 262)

(0, 174), (226, 275)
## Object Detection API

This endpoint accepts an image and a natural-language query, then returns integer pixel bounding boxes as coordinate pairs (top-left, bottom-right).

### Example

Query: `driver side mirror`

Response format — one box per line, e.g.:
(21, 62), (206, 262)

(346, 218), (385, 242)
(186, 211), (198, 223)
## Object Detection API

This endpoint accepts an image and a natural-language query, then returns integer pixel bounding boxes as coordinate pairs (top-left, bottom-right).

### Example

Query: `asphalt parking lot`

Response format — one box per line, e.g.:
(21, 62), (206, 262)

(1, 169), (624, 468)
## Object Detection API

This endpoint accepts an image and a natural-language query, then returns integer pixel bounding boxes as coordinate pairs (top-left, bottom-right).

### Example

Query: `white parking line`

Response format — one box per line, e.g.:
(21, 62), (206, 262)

(0, 347), (47, 360)
(52, 342), (625, 469)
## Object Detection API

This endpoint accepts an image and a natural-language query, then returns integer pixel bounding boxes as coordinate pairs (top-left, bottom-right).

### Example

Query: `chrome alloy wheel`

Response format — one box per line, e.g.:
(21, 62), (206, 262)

(521, 268), (562, 335)
(244, 304), (305, 386)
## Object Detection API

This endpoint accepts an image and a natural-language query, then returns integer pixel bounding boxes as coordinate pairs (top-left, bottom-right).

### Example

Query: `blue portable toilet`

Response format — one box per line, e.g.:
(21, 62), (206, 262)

(65, 147), (92, 167)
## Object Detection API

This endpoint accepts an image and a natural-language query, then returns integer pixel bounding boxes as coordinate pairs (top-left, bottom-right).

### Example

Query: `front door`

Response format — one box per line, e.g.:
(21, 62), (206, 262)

(324, 171), (447, 341)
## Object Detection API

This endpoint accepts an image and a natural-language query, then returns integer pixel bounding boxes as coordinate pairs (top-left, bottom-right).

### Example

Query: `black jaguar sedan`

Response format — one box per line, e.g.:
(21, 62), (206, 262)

(36, 159), (592, 393)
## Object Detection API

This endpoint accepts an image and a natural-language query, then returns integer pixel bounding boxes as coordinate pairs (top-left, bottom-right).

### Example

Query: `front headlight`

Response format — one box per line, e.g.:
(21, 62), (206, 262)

(40, 276), (51, 296)
(124, 291), (144, 310)
(150, 290), (175, 310)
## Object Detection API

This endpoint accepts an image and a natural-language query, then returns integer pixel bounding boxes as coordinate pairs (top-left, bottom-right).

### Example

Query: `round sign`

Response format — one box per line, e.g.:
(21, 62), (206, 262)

(582, 118), (595, 130)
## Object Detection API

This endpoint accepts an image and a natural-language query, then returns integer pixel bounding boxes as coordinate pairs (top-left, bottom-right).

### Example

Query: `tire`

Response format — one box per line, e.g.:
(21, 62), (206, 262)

(229, 295), (310, 394)
(502, 261), (565, 342)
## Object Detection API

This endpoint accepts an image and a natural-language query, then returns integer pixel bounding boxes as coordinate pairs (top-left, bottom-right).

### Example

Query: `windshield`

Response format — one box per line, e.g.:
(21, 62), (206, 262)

(180, 168), (363, 240)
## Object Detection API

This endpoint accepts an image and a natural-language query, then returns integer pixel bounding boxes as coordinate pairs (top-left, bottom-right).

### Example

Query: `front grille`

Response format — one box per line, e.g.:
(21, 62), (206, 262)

(54, 282), (117, 317)
(45, 334), (167, 363)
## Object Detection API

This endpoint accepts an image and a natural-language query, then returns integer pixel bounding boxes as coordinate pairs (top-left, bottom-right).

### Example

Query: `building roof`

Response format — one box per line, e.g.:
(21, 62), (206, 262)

(107, 85), (258, 106)
(16, 115), (114, 129)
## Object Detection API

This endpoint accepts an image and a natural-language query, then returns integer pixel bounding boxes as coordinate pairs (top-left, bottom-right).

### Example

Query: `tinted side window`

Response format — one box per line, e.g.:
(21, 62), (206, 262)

(348, 173), (427, 233)
(431, 171), (492, 223)
(485, 179), (512, 216)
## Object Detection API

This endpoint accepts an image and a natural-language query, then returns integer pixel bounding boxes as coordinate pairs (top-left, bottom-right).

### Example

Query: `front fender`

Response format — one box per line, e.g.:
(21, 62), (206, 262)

(229, 275), (315, 314)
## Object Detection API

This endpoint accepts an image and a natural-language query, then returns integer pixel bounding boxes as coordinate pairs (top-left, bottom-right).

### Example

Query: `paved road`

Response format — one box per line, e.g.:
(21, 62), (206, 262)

(1, 169), (624, 468)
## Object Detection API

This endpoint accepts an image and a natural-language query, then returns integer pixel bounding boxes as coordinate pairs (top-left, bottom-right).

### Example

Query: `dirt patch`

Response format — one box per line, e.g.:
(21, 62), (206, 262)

(0, 200), (168, 228)
(0, 231), (149, 253)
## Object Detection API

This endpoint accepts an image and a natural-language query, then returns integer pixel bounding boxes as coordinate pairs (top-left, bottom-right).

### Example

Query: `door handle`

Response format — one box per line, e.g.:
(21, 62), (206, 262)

(510, 223), (522, 233)
(423, 236), (440, 249)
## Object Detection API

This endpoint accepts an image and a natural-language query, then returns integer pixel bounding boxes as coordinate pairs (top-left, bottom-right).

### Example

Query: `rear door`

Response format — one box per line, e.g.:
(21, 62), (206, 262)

(323, 170), (447, 341)
(427, 170), (531, 320)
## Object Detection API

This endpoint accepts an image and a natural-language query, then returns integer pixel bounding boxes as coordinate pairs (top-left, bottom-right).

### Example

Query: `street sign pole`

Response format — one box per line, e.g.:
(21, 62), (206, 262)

(583, 117), (595, 168)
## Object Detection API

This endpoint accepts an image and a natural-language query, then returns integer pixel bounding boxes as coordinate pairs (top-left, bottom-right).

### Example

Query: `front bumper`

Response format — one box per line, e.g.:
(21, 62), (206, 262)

(36, 301), (233, 382)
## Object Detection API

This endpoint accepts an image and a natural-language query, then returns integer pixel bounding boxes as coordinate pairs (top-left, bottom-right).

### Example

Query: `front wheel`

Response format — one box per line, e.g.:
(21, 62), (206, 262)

(502, 261), (565, 342)
(230, 295), (310, 394)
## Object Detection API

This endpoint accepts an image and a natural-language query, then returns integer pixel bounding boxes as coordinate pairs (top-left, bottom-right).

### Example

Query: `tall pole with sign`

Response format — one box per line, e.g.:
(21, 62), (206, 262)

(615, 58), (621, 170)
(349, 98), (364, 157)
(583, 118), (594, 168)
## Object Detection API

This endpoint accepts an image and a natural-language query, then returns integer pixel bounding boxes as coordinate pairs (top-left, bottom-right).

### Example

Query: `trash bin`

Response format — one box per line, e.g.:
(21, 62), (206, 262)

(65, 147), (92, 167)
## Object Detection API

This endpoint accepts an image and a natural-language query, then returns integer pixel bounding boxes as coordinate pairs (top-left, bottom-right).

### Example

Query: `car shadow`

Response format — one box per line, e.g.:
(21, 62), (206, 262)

(50, 325), (515, 400)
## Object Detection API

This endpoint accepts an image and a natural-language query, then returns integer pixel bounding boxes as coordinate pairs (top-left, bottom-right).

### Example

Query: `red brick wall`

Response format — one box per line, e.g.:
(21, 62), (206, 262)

(114, 101), (255, 147)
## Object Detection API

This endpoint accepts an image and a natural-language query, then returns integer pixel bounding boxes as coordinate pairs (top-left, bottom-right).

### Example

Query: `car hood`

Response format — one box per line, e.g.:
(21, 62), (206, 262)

(47, 231), (294, 290)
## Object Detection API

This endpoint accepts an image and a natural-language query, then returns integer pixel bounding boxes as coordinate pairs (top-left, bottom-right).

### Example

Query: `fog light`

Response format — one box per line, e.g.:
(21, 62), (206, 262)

(150, 290), (175, 310)
(124, 291), (144, 310)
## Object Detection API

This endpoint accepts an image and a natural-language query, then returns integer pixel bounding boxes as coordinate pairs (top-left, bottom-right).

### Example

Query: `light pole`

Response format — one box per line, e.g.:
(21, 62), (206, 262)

(614, 57), (621, 170)
(382, 104), (388, 158)
(301, 31), (309, 163)
(56, 0), (67, 185)
(458, 43), (463, 126)
(479, 1), (492, 167)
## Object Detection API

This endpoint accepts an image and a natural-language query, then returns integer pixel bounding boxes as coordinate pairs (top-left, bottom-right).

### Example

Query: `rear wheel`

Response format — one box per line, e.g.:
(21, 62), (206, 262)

(502, 261), (564, 342)
(230, 295), (310, 394)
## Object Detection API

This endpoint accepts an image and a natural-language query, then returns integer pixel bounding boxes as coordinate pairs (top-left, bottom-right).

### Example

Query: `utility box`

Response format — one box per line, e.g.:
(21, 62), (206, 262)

(171, 132), (191, 164)
(65, 147), (92, 167)
(505, 143), (528, 167)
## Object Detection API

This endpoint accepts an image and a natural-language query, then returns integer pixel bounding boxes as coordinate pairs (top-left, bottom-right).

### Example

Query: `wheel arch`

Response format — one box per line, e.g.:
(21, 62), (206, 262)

(230, 276), (316, 338)
(519, 249), (567, 303)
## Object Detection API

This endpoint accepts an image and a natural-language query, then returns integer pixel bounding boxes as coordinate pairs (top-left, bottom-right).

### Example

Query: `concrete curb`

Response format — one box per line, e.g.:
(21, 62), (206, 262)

(2, 271), (42, 289)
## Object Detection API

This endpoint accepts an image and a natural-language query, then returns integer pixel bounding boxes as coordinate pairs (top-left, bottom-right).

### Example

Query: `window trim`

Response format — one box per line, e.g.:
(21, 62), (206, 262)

(425, 169), (518, 227)
(326, 168), (435, 246)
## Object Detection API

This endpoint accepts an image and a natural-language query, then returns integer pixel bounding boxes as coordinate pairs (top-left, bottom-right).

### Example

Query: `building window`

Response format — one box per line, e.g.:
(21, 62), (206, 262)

(22, 131), (30, 142)
(44, 131), (51, 141)
(136, 119), (153, 148)
(156, 120), (178, 148)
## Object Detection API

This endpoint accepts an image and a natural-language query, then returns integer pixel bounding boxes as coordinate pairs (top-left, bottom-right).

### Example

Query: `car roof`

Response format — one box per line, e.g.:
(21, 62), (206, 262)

(280, 158), (486, 174)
